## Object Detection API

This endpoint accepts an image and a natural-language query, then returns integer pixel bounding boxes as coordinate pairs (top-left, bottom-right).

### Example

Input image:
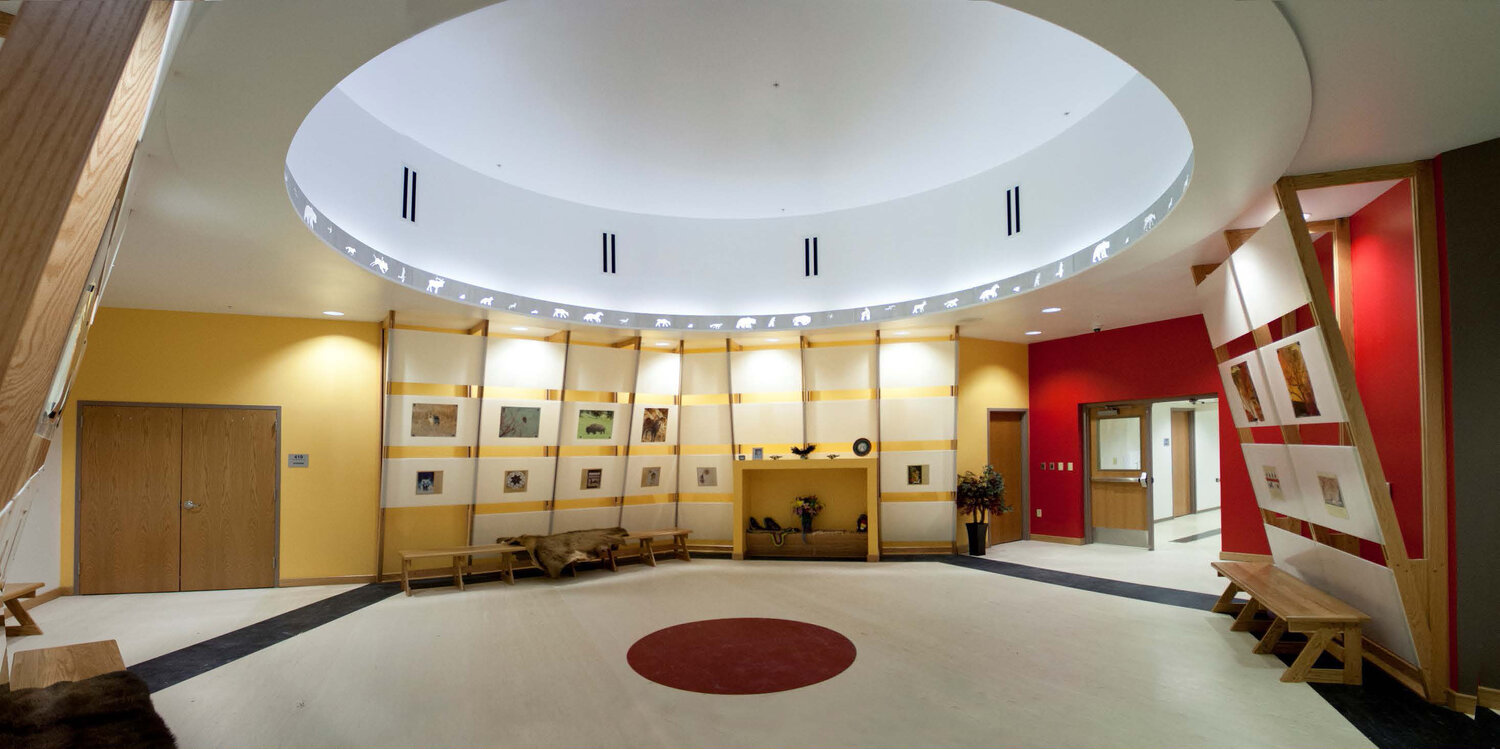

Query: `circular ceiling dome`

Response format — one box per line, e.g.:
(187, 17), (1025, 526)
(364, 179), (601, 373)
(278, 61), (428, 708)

(287, 0), (1192, 330)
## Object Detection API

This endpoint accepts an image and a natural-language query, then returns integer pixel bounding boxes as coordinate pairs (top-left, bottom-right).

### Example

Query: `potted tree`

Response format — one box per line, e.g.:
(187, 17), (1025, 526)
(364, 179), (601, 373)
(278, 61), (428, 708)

(956, 465), (1010, 556)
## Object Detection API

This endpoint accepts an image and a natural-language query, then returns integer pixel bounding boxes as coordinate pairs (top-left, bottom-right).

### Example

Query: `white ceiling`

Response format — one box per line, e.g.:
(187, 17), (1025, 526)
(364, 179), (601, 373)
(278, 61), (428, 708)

(336, 0), (1136, 220)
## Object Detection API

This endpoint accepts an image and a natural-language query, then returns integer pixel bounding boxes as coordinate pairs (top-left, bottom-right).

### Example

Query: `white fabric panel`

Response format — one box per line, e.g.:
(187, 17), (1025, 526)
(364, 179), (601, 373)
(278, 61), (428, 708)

(1217, 350), (1279, 428)
(384, 458), (476, 508)
(1242, 444), (1308, 521)
(389, 329), (484, 385)
(879, 397), (956, 441)
(478, 398), (562, 447)
(681, 351), (729, 394)
(565, 344), (638, 392)
(1287, 445), (1383, 543)
(881, 450), (956, 492)
(1258, 327), (1347, 425)
(1195, 260), (1252, 347)
(559, 402), (630, 446)
(551, 506), (623, 533)
(555, 456), (627, 500)
(678, 404), (731, 446)
(730, 348), (802, 393)
(676, 502), (733, 540)
(880, 501), (953, 542)
(628, 404), (678, 447)
(472, 511), (551, 544)
(1315, 545), (1420, 666)
(623, 458), (677, 497)
(679, 454), (734, 493)
(803, 345), (876, 391)
(635, 350), (681, 395)
(621, 503), (678, 533)
(730, 402), (804, 447)
(1264, 523), (1324, 585)
(1230, 211), (1312, 330)
(878, 340), (955, 388)
(475, 457), (556, 503)
(806, 399), (877, 447)
(485, 337), (566, 389)
(385, 395), (481, 446)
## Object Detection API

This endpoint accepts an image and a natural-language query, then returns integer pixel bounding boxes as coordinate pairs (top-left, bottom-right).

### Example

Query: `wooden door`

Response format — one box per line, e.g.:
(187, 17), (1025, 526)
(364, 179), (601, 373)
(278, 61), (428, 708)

(986, 411), (1024, 545)
(78, 405), (182, 594)
(180, 408), (277, 591)
(1170, 410), (1195, 517)
(1088, 404), (1151, 547)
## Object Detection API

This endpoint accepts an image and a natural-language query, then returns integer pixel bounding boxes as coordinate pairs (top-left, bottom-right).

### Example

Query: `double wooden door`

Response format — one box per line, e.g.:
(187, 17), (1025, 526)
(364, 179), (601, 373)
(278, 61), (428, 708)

(78, 405), (277, 594)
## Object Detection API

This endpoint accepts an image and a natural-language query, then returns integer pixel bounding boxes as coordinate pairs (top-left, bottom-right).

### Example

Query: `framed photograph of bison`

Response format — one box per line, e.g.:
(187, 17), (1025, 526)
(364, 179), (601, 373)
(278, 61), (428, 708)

(576, 409), (615, 440)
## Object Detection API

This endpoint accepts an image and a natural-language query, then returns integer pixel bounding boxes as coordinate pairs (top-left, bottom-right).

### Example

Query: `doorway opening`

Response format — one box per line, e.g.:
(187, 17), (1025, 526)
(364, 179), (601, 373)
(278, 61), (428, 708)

(983, 409), (1028, 547)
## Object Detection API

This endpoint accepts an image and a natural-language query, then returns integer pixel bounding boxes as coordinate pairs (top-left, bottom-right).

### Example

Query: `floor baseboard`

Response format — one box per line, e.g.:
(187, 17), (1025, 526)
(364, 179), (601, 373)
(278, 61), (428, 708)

(280, 575), (378, 587)
(1030, 533), (1084, 545)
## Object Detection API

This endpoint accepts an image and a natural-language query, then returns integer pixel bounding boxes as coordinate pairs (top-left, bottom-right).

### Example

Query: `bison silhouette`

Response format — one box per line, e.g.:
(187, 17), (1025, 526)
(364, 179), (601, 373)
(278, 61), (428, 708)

(585, 423), (605, 435)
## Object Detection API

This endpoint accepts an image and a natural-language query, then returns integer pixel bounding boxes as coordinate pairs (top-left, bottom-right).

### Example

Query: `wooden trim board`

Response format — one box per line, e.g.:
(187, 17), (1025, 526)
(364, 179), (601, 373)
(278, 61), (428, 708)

(1220, 551), (1274, 563)
(279, 575), (378, 587)
(1031, 533), (1084, 546)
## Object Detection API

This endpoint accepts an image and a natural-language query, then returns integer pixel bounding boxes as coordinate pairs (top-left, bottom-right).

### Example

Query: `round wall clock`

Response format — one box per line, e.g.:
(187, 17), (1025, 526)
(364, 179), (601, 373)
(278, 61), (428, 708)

(852, 438), (872, 457)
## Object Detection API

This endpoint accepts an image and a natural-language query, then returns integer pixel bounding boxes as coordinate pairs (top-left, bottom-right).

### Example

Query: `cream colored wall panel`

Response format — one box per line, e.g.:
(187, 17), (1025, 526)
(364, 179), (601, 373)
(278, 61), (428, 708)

(879, 397), (957, 441)
(1314, 545), (1419, 666)
(623, 458), (677, 497)
(565, 344), (638, 393)
(635, 350), (682, 396)
(559, 402), (631, 446)
(730, 402), (804, 447)
(384, 458), (476, 508)
(1242, 444), (1307, 522)
(478, 399), (562, 447)
(485, 337), (566, 389)
(805, 399), (877, 447)
(878, 340), (955, 388)
(551, 507), (623, 534)
(385, 395), (480, 447)
(621, 503), (678, 533)
(475, 457), (557, 503)
(555, 456), (628, 500)
(729, 348), (802, 393)
(1230, 211), (1311, 331)
(803, 345), (876, 391)
(1287, 445), (1383, 544)
(879, 501), (953, 542)
(472, 512), (551, 544)
(1264, 523), (1323, 585)
(389, 329), (485, 385)
(678, 454), (734, 493)
(628, 403), (678, 447)
(676, 502), (733, 540)
(678, 404), (731, 446)
(1196, 260), (1252, 348)
(881, 450), (956, 492)
(681, 351), (729, 394)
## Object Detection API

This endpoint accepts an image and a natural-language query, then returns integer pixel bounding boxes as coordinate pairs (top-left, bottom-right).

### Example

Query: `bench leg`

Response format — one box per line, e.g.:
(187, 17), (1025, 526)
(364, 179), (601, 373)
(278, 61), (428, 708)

(641, 539), (658, 567)
(1253, 616), (1287, 655)
(1231, 597), (1263, 632)
(675, 534), (691, 562)
(402, 558), (412, 596)
(453, 555), (466, 591)
(501, 552), (515, 585)
(3, 597), (42, 637)
(1281, 628), (1330, 683)
(1212, 581), (1243, 614)
(1341, 625), (1363, 685)
(604, 546), (618, 572)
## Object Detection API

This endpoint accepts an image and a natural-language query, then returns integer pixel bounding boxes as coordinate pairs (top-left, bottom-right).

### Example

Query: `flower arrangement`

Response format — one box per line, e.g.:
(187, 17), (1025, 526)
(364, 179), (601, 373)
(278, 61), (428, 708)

(791, 495), (823, 519)
(956, 465), (1010, 524)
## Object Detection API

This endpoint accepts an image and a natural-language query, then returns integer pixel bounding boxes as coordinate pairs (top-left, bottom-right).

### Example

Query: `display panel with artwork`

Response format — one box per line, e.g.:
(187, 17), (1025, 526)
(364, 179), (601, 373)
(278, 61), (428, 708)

(1275, 341), (1320, 418)
(411, 403), (459, 438)
(1259, 327), (1345, 425)
(581, 468), (603, 490)
(577, 409), (615, 439)
(1241, 443), (1308, 522)
(1229, 362), (1266, 423)
(1218, 350), (1276, 428)
(907, 465), (929, 485)
(641, 466), (660, 488)
(416, 470), (444, 495)
(640, 408), (668, 443)
(504, 470), (528, 493)
(1316, 472), (1348, 519)
(1286, 444), (1381, 543)
(498, 406), (541, 438)
(696, 466), (717, 487)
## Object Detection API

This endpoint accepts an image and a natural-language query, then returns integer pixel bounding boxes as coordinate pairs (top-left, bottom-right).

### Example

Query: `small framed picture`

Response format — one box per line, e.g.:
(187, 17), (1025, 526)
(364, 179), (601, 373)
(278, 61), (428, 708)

(752, 447), (764, 460)
(642, 466), (661, 488)
(503, 470), (528, 493)
(907, 465), (929, 485)
(415, 470), (443, 495)
(581, 468), (603, 490)
(697, 466), (718, 487)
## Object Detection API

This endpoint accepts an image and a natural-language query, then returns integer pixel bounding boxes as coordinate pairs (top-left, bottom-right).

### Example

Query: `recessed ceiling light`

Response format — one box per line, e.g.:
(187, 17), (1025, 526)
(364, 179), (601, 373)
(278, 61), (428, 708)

(892, 331), (909, 336)
(1041, 307), (1062, 313)
(654, 341), (670, 347)
(321, 310), (345, 317)
(511, 326), (528, 332)
(1024, 330), (1042, 336)
(766, 338), (780, 343)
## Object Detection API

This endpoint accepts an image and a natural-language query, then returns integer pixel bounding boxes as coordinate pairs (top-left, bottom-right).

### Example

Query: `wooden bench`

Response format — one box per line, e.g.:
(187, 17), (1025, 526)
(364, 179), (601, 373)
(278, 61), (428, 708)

(10, 640), (125, 690)
(1211, 561), (1369, 685)
(603, 528), (692, 569)
(399, 543), (523, 596)
(2, 582), (44, 636)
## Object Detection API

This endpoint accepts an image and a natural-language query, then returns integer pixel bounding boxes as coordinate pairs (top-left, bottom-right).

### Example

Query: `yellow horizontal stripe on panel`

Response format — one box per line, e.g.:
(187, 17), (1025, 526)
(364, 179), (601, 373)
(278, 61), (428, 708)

(635, 393), (678, 405)
(558, 445), (622, 457)
(879, 439), (957, 452)
(388, 382), (469, 397)
(567, 339), (640, 350)
(729, 341), (802, 352)
(681, 393), (730, 406)
(678, 492), (734, 503)
(808, 443), (877, 456)
(736, 443), (812, 457)
(733, 391), (803, 404)
(554, 497), (622, 510)
(483, 387), (561, 401)
(807, 388), (876, 401)
(879, 385), (956, 399)
(878, 334), (956, 344)
(683, 345), (729, 355)
(477, 445), (554, 458)
(629, 444), (677, 456)
(563, 390), (631, 403)
(392, 323), (476, 335)
(624, 493), (676, 506)
(385, 446), (472, 459)
(486, 330), (569, 344)
(803, 338), (877, 348)
(880, 491), (955, 503)
(679, 444), (732, 455)
(474, 501), (551, 515)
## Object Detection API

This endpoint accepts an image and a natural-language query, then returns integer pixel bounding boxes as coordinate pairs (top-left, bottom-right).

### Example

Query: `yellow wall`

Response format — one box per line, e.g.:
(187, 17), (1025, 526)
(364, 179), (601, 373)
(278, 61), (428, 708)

(60, 308), (382, 587)
(954, 337), (1028, 551)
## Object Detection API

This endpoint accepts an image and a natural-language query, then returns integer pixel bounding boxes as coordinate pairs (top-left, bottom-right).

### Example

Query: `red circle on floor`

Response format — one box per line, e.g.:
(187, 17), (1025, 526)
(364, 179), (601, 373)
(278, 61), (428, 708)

(627, 617), (857, 694)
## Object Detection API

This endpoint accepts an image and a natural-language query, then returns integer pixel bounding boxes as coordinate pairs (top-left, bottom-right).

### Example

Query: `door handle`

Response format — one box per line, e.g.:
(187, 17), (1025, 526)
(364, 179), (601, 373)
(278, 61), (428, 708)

(183, 500), (202, 510)
(1137, 472), (1150, 488)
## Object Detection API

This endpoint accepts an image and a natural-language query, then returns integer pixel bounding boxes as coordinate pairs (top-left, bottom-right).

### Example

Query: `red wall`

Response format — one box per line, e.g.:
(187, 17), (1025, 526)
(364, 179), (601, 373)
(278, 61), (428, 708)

(1027, 316), (1265, 553)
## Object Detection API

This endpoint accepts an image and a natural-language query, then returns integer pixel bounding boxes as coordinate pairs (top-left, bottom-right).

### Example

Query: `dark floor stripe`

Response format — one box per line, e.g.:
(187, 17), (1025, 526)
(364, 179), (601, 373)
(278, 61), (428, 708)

(1170, 528), (1222, 543)
(937, 554), (1222, 610)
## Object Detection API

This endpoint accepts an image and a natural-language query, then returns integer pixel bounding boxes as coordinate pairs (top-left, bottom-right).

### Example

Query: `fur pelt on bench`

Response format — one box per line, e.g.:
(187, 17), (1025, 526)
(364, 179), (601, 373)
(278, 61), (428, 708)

(499, 527), (628, 578)
(0, 670), (176, 748)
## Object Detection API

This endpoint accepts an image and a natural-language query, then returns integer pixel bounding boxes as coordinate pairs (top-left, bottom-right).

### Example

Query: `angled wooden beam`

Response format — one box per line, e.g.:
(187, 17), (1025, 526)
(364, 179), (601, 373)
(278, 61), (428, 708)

(1286, 163), (1423, 191)
(1225, 220), (1337, 253)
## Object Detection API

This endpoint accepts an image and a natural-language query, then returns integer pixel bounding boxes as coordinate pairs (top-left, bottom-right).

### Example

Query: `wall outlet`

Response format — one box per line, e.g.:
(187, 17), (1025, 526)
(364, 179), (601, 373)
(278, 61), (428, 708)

(1035, 508), (1042, 518)
(1066, 462), (1073, 471)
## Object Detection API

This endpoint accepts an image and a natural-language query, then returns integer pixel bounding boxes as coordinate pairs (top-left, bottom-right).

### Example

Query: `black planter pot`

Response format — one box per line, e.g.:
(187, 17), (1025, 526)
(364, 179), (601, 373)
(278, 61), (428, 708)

(965, 522), (989, 556)
(801, 515), (814, 534)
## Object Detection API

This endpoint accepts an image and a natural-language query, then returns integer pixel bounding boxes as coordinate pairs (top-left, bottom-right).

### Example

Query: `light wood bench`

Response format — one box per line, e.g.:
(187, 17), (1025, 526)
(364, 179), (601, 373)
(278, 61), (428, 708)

(399, 543), (523, 596)
(1211, 561), (1369, 684)
(2, 582), (44, 636)
(604, 528), (692, 569)
(10, 640), (125, 690)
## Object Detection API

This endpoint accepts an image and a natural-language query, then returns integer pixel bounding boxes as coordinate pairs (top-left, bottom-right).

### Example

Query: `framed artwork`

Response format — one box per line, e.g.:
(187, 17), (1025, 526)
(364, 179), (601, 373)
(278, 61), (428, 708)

(696, 466), (717, 487)
(1217, 350), (1277, 429)
(1287, 444), (1381, 543)
(415, 470), (443, 495)
(503, 470), (528, 493)
(499, 406), (541, 438)
(1316, 472), (1349, 519)
(581, 468), (603, 490)
(1241, 444), (1304, 520)
(906, 464), (929, 485)
(640, 408), (669, 443)
(641, 466), (661, 488)
(851, 438), (872, 457)
(410, 403), (458, 438)
(1260, 327), (1345, 425)
(577, 409), (615, 440)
